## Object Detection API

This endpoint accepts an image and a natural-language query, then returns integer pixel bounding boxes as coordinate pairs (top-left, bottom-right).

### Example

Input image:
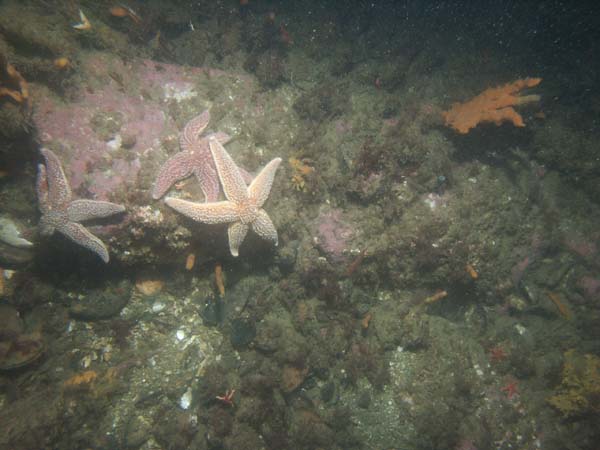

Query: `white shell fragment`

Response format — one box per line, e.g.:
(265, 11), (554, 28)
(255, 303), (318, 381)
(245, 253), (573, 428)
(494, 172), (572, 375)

(179, 387), (192, 410)
(0, 216), (33, 248)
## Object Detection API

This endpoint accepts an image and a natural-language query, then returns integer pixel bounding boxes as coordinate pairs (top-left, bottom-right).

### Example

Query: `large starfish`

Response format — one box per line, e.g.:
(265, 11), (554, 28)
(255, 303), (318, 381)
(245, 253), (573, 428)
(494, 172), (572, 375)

(37, 148), (126, 263)
(165, 137), (281, 257)
(152, 110), (232, 201)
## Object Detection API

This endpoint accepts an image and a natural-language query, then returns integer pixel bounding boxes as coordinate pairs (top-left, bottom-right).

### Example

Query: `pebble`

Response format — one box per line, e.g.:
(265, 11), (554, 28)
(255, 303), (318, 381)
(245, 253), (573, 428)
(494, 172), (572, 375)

(152, 301), (166, 313)
(179, 387), (192, 410)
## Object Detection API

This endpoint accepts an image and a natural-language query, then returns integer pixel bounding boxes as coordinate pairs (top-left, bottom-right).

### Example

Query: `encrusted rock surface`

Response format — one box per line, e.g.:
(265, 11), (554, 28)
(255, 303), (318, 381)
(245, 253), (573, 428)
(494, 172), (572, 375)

(30, 51), (296, 264)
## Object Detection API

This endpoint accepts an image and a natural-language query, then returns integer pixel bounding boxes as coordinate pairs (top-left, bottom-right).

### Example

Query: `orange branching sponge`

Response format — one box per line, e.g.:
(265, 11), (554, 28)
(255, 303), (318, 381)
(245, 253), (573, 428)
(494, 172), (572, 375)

(442, 78), (542, 134)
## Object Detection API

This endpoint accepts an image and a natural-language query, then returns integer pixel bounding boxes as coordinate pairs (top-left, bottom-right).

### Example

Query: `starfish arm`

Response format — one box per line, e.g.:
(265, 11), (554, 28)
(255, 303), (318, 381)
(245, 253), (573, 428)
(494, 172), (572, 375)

(40, 148), (71, 206)
(38, 212), (58, 236)
(228, 222), (248, 257)
(36, 163), (50, 213)
(192, 164), (220, 203)
(248, 158), (282, 208)
(152, 152), (195, 199)
(56, 221), (110, 263)
(239, 167), (254, 185)
(67, 199), (126, 222)
(165, 198), (239, 224)
(209, 138), (248, 203)
(208, 131), (232, 145)
(251, 209), (278, 246)
(180, 110), (210, 151)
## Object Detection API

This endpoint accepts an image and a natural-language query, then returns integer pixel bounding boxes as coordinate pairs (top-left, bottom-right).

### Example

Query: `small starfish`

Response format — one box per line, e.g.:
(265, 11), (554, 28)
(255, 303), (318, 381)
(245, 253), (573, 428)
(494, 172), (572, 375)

(165, 137), (281, 257)
(488, 345), (508, 363)
(215, 389), (236, 407)
(501, 379), (519, 399)
(37, 148), (126, 263)
(152, 110), (232, 201)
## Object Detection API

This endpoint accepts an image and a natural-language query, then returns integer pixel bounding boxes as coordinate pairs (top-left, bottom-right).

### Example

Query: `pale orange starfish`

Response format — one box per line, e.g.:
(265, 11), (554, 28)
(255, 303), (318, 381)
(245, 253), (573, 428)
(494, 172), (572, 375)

(151, 111), (231, 200)
(165, 137), (281, 256)
(37, 148), (126, 262)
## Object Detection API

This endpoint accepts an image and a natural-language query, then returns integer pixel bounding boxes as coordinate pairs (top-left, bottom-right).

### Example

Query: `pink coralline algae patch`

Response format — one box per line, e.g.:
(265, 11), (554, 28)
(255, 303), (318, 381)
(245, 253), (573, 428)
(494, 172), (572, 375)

(34, 91), (160, 199)
(511, 255), (531, 286)
(564, 235), (598, 260)
(32, 53), (233, 201)
(314, 208), (355, 263)
(577, 275), (600, 303)
(334, 119), (353, 136)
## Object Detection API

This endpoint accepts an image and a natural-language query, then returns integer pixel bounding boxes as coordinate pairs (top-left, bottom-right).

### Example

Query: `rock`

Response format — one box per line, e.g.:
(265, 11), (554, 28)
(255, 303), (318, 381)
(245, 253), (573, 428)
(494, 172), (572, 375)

(281, 364), (308, 393)
(356, 391), (371, 409)
(313, 208), (355, 263)
(320, 381), (335, 403)
(0, 305), (44, 370)
(230, 318), (256, 350)
(275, 240), (298, 273)
(69, 281), (132, 321)
(0, 331), (44, 370)
(200, 297), (223, 327)
(0, 240), (34, 268)
(123, 416), (151, 448)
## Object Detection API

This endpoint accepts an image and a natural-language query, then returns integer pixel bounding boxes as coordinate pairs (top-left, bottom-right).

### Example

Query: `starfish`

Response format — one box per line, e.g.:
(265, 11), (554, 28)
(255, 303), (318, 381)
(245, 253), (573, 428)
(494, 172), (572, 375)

(37, 148), (126, 263)
(152, 110), (232, 201)
(215, 389), (236, 407)
(165, 137), (281, 257)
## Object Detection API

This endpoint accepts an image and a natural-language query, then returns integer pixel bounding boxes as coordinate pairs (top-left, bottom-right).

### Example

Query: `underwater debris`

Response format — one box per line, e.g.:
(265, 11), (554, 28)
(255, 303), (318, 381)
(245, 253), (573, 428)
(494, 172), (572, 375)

(442, 78), (541, 133)
(545, 291), (572, 320)
(110, 5), (142, 24)
(422, 289), (448, 305)
(72, 9), (92, 30)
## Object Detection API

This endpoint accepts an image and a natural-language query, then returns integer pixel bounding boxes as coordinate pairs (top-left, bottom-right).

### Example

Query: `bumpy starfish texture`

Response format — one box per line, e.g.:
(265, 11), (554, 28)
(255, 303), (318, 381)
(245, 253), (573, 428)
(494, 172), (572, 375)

(37, 148), (126, 263)
(166, 137), (281, 257)
(152, 110), (232, 201)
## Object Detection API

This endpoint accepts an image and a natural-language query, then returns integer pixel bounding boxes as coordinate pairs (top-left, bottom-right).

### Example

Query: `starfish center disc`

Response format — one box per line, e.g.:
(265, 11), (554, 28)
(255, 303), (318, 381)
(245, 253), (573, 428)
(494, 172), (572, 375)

(237, 200), (257, 224)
